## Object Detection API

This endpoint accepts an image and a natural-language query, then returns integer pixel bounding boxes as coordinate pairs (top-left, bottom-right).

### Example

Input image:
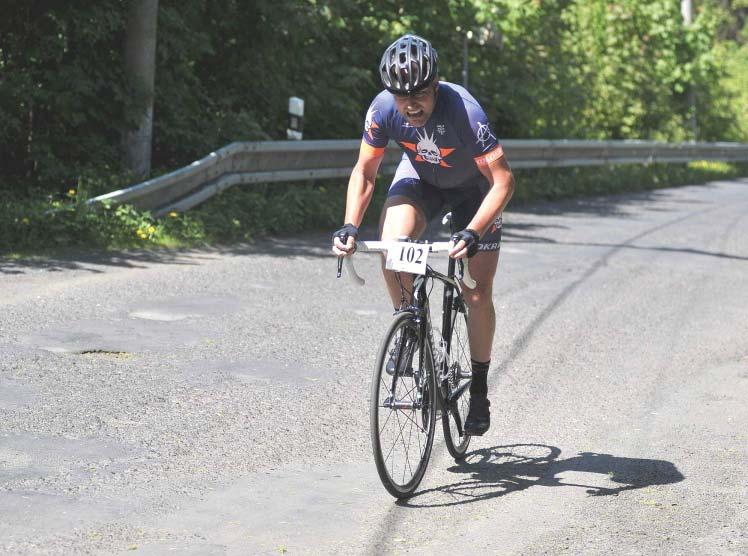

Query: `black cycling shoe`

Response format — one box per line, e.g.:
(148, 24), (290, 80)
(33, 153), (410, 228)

(464, 397), (491, 436)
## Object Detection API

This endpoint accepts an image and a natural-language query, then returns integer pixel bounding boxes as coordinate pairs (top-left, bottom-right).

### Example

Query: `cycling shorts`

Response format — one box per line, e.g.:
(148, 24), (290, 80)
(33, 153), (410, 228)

(387, 157), (502, 253)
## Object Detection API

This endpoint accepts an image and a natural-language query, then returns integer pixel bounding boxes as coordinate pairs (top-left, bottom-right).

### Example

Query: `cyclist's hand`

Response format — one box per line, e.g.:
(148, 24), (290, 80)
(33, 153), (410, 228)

(449, 228), (480, 259)
(332, 223), (358, 256)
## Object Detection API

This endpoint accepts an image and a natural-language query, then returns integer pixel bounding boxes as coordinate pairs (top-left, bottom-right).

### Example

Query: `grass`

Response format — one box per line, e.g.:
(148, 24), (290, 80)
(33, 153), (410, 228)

(1, 160), (747, 257)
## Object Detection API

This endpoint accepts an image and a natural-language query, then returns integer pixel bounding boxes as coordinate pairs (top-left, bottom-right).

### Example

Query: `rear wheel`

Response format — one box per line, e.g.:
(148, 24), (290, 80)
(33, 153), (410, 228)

(441, 297), (472, 459)
(370, 312), (437, 498)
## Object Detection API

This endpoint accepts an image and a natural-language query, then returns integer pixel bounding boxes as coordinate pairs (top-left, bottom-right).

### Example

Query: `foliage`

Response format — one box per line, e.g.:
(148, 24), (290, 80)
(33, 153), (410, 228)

(4, 162), (747, 256)
(511, 161), (748, 204)
(2, 0), (747, 191)
(1, 0), (747, 256)
(0, 1), (130, 184)
(0, 175), (205, 253)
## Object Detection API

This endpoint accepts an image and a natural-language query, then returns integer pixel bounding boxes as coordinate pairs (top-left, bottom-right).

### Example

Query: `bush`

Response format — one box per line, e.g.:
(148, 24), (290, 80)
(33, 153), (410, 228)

(0, 185), (206, 254)
(2, 161), (746, 257)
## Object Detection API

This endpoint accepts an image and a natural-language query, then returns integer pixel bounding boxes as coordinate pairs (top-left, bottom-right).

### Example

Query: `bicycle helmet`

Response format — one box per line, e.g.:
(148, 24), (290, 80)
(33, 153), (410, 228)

(379, 34), (438, 95)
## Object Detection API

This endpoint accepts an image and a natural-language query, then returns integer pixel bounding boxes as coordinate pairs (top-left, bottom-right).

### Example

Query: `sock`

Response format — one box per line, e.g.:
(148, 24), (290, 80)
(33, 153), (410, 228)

(470, 359), (490, 398)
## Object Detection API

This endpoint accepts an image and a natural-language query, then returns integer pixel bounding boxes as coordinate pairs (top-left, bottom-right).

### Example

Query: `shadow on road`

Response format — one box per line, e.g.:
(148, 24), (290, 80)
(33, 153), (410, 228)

(502, 233), (748, 262)
(399, 444), (684, 508)
(0, 234), (335, 275)
(0, 249), (210, 275)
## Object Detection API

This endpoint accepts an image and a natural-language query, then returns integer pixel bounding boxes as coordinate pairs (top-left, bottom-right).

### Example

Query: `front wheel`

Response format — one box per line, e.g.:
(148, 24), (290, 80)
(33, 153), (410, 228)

(442, 299), (472, 459)
(370, 312), (437, 499)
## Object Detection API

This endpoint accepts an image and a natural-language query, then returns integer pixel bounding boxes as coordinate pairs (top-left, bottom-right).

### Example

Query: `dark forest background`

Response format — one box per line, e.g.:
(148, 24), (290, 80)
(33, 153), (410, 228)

(1, 0), (747, 193)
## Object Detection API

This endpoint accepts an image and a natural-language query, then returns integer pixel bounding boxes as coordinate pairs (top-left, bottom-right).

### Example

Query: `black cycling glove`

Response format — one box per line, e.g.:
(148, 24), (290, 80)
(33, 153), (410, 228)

(333, 223), (359, 247)
(451, 228), (480, 258)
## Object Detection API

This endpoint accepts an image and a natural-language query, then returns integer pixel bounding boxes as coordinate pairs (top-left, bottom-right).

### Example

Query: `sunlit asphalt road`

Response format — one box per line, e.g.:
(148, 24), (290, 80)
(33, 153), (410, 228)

(1, 178), (747, 555)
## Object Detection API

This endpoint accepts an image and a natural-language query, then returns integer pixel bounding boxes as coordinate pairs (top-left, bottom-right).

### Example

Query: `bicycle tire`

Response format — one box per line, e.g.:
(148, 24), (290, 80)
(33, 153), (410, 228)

(370, 312), (437, 499)
(441, 297), (472, 459)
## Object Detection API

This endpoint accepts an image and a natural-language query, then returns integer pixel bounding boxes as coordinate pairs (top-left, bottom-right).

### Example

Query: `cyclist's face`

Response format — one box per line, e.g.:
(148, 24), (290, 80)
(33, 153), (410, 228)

(393, 84), (438, 128)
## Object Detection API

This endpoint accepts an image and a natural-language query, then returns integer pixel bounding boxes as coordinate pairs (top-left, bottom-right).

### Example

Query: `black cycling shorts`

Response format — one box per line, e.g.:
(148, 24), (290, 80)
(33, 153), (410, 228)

(387, 158), (502, 253)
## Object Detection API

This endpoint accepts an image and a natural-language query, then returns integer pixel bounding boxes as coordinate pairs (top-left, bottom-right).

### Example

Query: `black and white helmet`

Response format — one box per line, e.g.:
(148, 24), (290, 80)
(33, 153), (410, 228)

(379, 34), (439, 95)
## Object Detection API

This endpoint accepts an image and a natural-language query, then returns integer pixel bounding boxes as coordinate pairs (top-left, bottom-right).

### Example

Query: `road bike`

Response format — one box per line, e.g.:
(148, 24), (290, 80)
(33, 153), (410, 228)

(337, 215), (476, 498)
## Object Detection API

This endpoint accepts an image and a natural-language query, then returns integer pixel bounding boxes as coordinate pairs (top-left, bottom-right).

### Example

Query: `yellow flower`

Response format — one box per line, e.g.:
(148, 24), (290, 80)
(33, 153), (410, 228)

(168, 211), (179, 218)
(147, 226), (156, 234)
(21, 217), (30, 225)
(68, 189), (76, 196)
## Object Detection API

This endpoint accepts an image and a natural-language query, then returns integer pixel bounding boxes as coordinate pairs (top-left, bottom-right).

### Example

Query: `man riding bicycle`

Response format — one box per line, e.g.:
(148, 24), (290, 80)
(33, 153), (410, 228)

(333, 34), (515, 436)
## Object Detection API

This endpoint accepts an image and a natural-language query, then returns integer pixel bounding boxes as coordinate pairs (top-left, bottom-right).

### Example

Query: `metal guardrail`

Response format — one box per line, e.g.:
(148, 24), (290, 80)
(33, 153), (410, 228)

(90, 139), (748, 215)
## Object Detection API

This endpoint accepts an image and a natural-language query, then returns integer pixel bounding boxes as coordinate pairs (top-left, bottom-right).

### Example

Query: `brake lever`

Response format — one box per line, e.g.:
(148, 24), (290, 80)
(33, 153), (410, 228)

(458, 259), (477, 289)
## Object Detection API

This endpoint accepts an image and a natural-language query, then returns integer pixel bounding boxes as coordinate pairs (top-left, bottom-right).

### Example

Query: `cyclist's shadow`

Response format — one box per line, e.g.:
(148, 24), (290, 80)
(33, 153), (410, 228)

(398, 444), (684, 508)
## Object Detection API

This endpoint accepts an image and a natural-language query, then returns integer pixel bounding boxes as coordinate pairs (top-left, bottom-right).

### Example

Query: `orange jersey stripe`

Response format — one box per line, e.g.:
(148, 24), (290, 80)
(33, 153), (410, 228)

(474, 145), (505, 167)
(360, 142), (385, 158)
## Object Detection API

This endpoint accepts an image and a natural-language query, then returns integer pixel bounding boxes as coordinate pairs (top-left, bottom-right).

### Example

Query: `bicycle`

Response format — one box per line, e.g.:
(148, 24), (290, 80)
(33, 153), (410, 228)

(336, 214), (477, 498)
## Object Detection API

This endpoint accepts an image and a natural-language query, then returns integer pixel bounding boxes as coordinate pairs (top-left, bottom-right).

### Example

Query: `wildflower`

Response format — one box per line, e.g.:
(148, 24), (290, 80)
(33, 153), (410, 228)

(168, 211), (179, 218)
(21, 217), (30, 225)
(68, 189), (76, 196)
(147, 226), (156, 234)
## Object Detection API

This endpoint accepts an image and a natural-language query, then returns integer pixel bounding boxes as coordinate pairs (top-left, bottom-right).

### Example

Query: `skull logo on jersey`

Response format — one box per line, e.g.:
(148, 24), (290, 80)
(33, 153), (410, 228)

(416, 129), (441, 164)
(401, 128), (456, 168)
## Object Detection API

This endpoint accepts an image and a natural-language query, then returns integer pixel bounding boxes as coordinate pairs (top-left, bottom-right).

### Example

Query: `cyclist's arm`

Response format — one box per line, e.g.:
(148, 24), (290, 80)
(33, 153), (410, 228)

(469, 153), (514, 235)
(450, 151), (515, 258)
(333, 142), (384, 254)
(344, 142), (384, 226)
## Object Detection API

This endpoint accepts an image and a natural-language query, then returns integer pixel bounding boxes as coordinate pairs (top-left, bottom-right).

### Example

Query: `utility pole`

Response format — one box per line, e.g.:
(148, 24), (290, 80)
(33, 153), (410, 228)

(681, 0), (693, 24)
(461, 25), (502, 90)
(682, 0), (698, 141)
(123, 0), (159, 179)
(462, 30), (473, 88)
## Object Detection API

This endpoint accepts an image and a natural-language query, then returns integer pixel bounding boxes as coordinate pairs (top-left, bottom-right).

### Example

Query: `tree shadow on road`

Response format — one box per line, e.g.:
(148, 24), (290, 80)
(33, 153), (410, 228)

(501, 232), (748, 262)
(0, 248), (211, 275)
(510, 187), (714, 218)
(0, 233), (335, 276)
(398, 444), (684, 508)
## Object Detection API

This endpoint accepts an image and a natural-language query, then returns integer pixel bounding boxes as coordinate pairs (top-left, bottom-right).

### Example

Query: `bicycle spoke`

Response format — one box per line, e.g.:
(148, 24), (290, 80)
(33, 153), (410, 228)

(378, 404), (394, 435)
(402, 412), (415, 482)
(395, 407), (427, 434)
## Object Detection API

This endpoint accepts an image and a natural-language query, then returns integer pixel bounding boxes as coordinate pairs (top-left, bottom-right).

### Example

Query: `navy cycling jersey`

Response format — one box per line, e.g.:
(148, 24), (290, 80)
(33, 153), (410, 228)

(362, 81), (504, 189)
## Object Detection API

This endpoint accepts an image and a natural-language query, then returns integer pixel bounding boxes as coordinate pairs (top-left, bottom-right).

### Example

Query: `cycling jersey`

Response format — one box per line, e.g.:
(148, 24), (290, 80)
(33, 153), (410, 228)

(361, 81), (505, 189)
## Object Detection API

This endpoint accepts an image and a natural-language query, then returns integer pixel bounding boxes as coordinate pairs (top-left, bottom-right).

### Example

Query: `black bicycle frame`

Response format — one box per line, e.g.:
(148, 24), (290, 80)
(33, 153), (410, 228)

(410, 259), (463, 372)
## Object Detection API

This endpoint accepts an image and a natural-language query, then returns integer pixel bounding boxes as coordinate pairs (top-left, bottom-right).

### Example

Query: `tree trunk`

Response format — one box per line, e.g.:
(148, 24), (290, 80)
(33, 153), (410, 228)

(123, 0), (159, 180)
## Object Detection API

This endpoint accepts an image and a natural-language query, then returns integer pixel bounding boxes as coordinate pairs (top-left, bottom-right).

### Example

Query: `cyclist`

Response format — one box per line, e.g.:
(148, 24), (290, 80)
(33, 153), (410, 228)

(333, 34), (515, 436)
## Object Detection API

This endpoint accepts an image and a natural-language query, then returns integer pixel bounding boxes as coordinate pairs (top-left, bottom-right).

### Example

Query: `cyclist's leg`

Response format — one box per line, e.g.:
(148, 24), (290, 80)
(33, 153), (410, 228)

(449, 187), (503, 361)
(379, 196), (427, 308)
(378, 157), (441, 309)
(462, 250), (499, 361)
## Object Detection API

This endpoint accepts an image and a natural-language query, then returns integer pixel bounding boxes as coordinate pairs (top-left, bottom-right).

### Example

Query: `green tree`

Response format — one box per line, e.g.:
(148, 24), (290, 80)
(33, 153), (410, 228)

(0, 1), (129, 188)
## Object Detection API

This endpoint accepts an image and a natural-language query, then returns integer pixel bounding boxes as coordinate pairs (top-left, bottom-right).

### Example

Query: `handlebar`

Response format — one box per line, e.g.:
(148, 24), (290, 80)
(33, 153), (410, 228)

(336, 240), (477, 289)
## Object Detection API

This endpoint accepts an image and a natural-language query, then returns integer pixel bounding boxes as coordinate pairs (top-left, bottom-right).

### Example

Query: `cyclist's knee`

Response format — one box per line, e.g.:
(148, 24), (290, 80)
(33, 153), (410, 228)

(379, 197), (426, 240)
(463, 285), (493, 310)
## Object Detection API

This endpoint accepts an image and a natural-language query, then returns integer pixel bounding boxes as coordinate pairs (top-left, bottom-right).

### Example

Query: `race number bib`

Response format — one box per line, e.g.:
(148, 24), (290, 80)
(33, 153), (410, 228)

(385, 243), (429, 275)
